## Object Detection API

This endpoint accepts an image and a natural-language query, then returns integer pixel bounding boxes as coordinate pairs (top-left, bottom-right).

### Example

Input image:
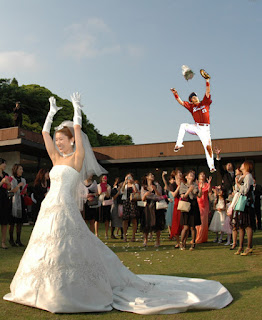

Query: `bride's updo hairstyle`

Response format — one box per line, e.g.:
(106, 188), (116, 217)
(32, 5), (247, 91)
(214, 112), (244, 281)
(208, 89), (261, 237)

(56, 126), (73, 140)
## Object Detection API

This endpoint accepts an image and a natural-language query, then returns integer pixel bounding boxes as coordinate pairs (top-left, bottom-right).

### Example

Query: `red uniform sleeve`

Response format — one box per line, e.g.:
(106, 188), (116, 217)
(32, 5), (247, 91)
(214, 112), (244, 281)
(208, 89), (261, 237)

(183, 101), (193, 113)
(201, 94), (212, 106)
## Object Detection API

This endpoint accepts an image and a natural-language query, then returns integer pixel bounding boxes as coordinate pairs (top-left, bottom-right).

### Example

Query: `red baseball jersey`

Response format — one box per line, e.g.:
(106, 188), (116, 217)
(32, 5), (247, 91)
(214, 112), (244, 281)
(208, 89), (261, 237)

(183, 94), (212, 124)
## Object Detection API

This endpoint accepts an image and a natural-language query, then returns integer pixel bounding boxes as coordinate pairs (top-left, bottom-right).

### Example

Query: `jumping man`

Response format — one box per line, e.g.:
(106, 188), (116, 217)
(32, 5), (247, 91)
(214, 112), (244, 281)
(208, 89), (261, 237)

(170, 70), (216, 173)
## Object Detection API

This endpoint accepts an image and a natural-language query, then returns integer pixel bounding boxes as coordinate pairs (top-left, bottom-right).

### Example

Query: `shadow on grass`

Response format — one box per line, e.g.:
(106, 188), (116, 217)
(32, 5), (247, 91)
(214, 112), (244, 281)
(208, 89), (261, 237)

(172, 270), (246, 278)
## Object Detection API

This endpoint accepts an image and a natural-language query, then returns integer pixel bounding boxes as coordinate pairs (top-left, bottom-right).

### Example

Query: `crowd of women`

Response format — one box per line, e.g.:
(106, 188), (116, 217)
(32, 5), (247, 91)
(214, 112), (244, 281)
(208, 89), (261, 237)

(82, 159), (257, 255)
(0, 156), (258, 256)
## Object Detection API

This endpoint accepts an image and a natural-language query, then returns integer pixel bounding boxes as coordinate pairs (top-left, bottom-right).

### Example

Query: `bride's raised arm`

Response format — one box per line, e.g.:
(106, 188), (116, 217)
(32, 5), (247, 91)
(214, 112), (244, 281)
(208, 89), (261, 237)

(42, 97), (62, 163)
(71, 92), (85, 172)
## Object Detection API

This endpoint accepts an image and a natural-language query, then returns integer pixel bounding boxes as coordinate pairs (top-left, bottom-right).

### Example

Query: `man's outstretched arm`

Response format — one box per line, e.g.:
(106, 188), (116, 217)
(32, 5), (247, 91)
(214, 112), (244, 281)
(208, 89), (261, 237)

(170, 88), (185, 106)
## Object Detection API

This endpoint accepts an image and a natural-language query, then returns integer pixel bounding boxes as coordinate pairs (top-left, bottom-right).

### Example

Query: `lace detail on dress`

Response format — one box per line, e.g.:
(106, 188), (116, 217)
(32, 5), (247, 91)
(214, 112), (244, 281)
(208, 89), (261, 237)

(122, 276), (155, 294)
(14, 259), (109, 291)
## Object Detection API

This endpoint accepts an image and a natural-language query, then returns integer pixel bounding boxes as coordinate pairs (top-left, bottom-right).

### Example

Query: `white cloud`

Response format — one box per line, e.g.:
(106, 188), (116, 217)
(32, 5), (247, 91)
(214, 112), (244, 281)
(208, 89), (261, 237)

(63, 18), (145, 61)
(0, 51), (38, 72)
(63, 18), (120, 59)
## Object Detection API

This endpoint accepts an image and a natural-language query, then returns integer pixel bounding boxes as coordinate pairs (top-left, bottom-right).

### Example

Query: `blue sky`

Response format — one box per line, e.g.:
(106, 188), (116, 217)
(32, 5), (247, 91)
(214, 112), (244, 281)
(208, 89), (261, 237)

(0, 0), (261, 144)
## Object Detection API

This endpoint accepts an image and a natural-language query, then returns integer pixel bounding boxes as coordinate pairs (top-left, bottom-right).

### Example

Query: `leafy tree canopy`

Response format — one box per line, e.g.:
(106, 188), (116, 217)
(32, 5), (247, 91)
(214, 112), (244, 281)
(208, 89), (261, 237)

(0, 78), (134, 147)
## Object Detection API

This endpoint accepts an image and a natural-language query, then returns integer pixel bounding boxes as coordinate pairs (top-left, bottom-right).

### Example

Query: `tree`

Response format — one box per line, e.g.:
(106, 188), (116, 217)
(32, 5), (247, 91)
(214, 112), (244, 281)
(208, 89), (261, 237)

(0, 78), (134, 146)
(11, 78), (19, 87)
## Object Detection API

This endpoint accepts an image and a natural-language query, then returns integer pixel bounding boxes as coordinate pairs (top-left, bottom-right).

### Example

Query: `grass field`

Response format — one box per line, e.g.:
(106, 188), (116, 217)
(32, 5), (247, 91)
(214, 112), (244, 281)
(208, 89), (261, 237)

(0, 225), (261, 320)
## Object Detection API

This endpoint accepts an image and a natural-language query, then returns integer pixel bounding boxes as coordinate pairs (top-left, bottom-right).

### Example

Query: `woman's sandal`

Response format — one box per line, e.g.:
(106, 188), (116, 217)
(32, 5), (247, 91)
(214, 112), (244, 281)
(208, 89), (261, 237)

(179, 242), (185, 251)
(241, 248), (253, 256)
(189, 243), (196, 251)
(234, 247), (243, 255)
(1, 242), (8, 249)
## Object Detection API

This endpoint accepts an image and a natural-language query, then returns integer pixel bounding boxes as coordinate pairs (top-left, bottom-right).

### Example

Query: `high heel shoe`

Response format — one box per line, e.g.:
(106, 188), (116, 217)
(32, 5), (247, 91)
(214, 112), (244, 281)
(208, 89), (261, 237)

(9, 239), (17, 247)
(179, 242), (185, 251)
(234, 247), (243, 255)
(1, 242), (8, 249)
(189, 243), (196, 251)
(15, 241), (25, 247)
(154, 240), (160, 247)
(241, 248), (253, 256)
(230, 244), (237, 250)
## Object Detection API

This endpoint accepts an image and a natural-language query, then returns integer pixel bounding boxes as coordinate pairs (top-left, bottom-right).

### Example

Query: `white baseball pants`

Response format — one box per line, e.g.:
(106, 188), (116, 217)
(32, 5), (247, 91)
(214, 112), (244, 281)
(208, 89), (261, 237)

(176, 123), (215, 170)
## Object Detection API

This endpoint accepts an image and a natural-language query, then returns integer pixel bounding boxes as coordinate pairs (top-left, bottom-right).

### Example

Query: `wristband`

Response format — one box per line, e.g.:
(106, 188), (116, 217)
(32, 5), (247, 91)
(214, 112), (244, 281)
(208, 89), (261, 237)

(206, 82), (210, 87)
(174, 94), (179, 99)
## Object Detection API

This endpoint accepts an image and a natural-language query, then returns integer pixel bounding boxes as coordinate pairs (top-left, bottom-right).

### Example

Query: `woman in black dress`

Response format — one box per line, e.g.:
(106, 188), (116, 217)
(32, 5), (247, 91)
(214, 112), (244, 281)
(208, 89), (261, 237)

(179, 170), (202, 251)
(141, 173), (165, 247)
(232, 161), (256, 256)
(0, 158), (12, 249)
(9, 164), (27, 247)
(84, 175), (100, 234)
(97, 175), (112, 239)
(121, 173), (139, 242)
(32, 168), (50, 223)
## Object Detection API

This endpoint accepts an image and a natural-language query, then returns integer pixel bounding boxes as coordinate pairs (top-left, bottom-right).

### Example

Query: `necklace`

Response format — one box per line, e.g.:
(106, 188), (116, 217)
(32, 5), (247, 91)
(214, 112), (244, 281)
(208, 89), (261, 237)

(62, 151), (75, 158)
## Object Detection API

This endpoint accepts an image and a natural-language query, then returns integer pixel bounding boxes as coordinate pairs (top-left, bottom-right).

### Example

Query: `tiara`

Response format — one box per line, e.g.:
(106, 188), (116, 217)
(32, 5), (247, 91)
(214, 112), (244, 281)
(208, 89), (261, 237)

(54, 124), (65, 132)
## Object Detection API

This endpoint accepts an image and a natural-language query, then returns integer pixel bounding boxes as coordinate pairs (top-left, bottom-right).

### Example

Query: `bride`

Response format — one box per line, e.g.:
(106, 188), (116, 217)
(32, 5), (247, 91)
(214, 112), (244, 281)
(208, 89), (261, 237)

(4, 93), (233, 314)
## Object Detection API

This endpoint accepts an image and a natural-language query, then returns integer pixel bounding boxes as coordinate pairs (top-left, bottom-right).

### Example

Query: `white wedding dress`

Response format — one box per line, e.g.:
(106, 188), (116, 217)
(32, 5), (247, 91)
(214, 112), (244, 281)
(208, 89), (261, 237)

(4, 165), (233, 314)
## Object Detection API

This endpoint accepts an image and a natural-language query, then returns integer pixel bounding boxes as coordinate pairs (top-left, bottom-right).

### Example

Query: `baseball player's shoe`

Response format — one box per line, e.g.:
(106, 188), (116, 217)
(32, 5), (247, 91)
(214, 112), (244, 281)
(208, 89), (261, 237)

(210, 167), (216, 173)
(174, 145), (184, 152)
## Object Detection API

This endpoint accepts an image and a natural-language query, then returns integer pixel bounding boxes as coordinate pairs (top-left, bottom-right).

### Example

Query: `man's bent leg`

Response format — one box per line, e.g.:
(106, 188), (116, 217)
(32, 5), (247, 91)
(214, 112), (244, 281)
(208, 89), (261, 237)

(176, 123), (197, 147)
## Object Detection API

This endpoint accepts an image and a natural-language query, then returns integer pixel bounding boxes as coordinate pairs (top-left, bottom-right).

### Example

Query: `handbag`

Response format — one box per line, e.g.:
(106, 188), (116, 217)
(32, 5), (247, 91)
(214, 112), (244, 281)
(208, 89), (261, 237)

(87, 196), (99, 207)
(130, 192), (141, 202)
(24, 195), (33, 206)
(234, 194), (247, 212)
(156, 200), (168, 210)
(227, 192), (240, 216)
(102, 199), (113, 206)
(177, 199), (191, 212)
(137, 201), (147, 207)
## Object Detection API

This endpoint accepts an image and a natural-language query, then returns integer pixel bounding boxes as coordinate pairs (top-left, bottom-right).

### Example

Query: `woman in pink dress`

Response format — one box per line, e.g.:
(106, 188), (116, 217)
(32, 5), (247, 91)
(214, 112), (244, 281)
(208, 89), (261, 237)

(170, 169), (183, 248)
(196, 172), (212, 243)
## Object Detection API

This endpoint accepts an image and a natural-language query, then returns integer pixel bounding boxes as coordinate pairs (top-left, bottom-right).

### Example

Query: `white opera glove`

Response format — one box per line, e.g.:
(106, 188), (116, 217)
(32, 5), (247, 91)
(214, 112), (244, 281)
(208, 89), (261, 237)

(71, 92), (83, 127)
(42, 97), (62, 133)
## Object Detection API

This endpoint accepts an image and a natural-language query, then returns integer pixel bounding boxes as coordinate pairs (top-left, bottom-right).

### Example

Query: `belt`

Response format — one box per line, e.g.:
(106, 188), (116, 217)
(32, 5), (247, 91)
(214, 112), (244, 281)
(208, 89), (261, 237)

(197, 123), (209, 126)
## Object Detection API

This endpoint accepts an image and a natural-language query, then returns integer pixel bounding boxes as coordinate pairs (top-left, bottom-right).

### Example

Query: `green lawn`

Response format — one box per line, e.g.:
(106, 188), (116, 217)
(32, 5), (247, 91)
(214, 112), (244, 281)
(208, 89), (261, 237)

(0, 225), (261, 320)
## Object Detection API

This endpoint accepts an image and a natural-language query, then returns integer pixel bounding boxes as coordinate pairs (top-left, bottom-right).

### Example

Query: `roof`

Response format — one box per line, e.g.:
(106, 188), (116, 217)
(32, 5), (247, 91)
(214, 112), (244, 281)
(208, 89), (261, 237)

(93, 136), (262, 163)
(0, 127), (261, 163)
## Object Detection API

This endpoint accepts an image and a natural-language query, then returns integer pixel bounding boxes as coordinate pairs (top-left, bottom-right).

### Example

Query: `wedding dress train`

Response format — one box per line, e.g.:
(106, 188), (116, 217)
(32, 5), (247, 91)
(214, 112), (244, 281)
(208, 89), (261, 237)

(4, 165), (233, 314)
